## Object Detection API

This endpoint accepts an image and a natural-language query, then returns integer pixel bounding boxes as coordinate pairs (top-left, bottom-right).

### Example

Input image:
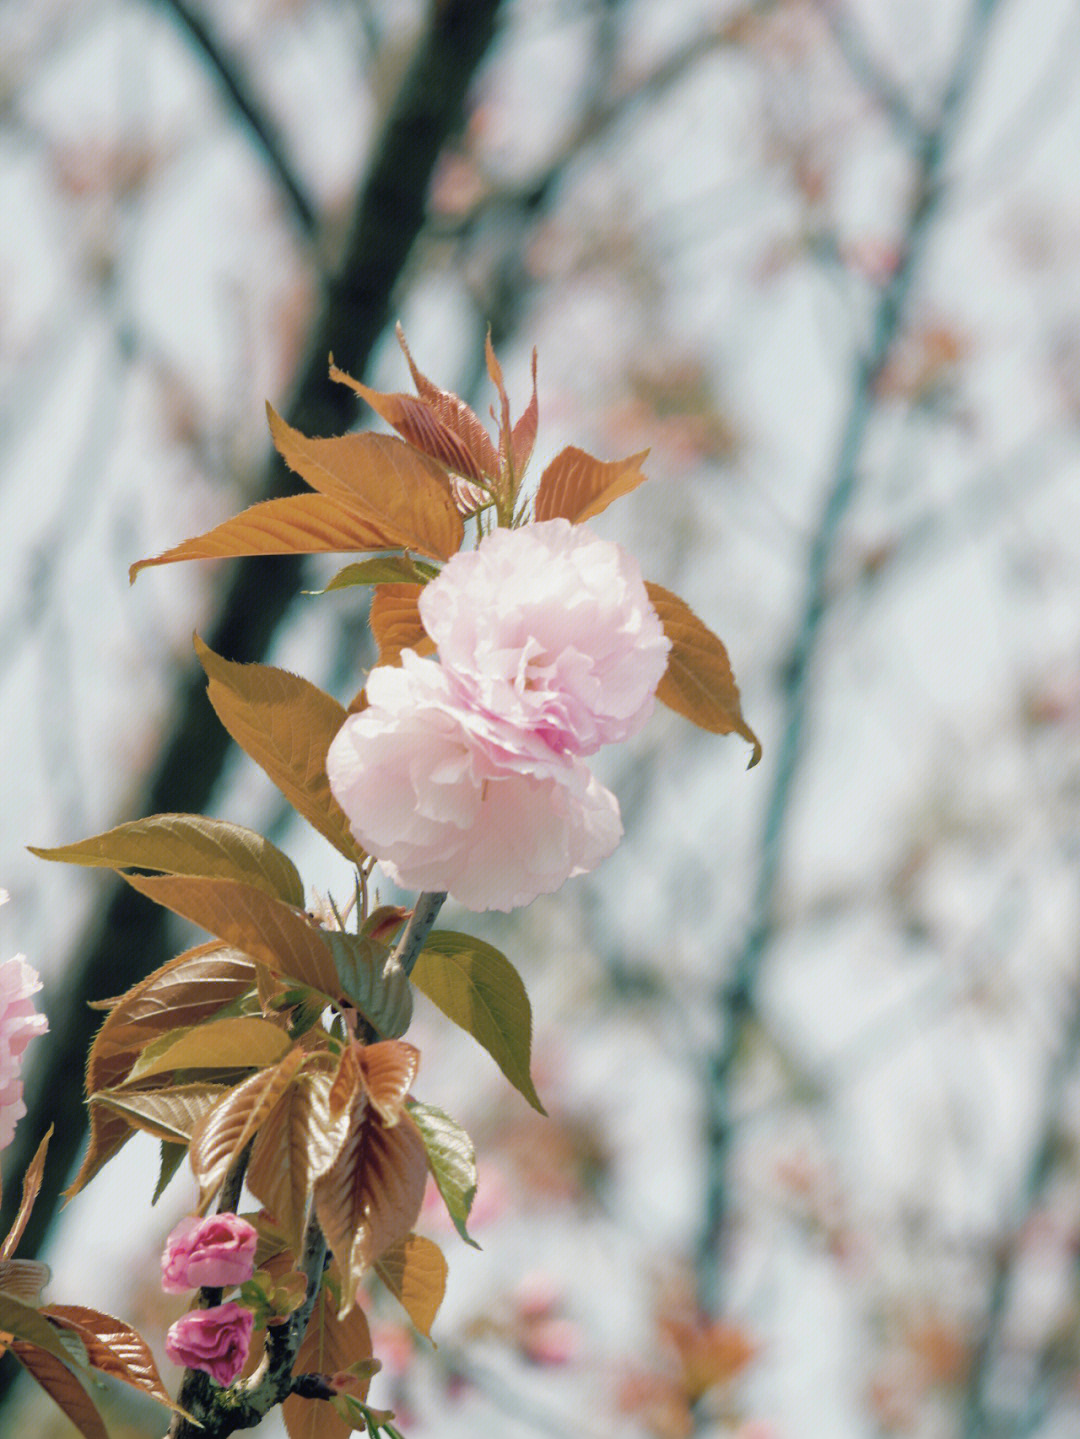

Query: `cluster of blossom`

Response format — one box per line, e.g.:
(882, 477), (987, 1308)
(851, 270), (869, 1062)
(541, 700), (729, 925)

(326, 519), (671, 912)
(0, 890), (49, 1151)
(162, 1213), (258, 1387)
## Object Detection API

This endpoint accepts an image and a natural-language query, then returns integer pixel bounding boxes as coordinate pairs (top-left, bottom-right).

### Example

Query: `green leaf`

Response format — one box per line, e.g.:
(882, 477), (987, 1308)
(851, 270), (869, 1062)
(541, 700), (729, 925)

(153, 1141), (188, 1204)
(411, 933), (545, 1114)
(0, 1295), (88, 1368)
(30, 814), (304, 907)
(125, 1016), (292, 1083)
(325, 934), (412, 1039)
(406, 1101), (478, 1248)
(311, 555), (440, 594)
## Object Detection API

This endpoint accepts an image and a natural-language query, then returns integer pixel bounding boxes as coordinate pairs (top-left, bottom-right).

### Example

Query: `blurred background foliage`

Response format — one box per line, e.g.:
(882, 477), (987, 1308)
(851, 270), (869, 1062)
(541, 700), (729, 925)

(2, 1), (1080, 1435)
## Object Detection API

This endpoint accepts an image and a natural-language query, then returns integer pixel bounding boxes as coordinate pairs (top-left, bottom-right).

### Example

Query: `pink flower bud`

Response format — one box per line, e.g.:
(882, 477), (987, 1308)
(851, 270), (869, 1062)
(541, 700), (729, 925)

(165, 1301), (255, 1387)
(161, 1213), (258, 1294)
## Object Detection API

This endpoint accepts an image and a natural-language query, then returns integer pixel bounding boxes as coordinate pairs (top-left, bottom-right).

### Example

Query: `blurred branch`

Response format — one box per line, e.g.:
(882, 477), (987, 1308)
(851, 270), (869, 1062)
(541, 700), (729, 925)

(959, 962), (1080, 1439)
(0, 0), (504, 1407)
(812, 0), (924, 144)
(154, 0), (318, 240)
(695, 0), (1005, 1320)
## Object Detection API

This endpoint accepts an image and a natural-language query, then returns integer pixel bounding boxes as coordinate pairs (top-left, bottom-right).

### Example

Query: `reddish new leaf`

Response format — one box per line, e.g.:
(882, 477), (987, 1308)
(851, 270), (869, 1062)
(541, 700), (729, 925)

(533, 445), (650, 524)
(196, 637), (365, 866)
(45, 1305), (179, 1412)
(314, 1105), (429, 1313)
(393, 326), (500, 479)
(129, 494), (409, 581)
(330, 365), (486, 484)
(9, 1341), (108, 1439)
(91, 1082), (229, 1144)
(267, 407), (464, 561)
(645, 582), (761, 765)
(122, 873), (341, 996)
(246, 1072), (350, 1254)
(69, 944), (256, 1196)
(282, 1284), (373, 1439)
(510, 347), (540, 478)
(376, 1234), (447, 1340)
(189, 1048), (306, 1209)
(369, 583), (436, 667)
(357, 1041), (419, 1127)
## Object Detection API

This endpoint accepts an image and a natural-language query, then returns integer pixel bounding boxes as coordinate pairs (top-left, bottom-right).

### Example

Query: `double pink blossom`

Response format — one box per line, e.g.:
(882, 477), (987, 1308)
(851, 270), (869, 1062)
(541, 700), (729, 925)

(0, 891), (49, 1152)
(165, 1301), (255, 1387)
(161, 1213), (258, 1294)
(327, 521), (668, 912)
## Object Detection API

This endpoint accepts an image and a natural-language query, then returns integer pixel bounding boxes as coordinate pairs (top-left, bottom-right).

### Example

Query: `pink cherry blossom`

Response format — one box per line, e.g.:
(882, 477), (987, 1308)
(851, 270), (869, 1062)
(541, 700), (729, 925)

(161, 1212), (258, 1294)
(165, 1301), (255, 1387)
(326, 652), (622, 912)
(0, 893), (49, 1152)
(418, 519), (670, 756)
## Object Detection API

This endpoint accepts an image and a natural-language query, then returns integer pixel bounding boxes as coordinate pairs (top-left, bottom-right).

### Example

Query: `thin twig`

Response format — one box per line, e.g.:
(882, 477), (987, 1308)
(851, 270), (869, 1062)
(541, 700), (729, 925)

(394, 891), (447, 978)
(694, 0), (1006, 1319)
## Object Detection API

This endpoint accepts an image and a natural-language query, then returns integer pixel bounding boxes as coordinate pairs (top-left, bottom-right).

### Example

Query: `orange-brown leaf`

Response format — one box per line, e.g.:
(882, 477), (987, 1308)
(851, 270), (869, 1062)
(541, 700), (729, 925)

(45, 1305), (179, 1411)
(369, 584), (436, 667)
(646, 583), (761, 765)
(122, 874), (341, 996)
(9, 1341), (108, 1439)
(375, 1234), (448, 1340)
(0, 1259), (51, 1304)
(129, 494), (410, 581)
(510, 348), (540, 478)
(267, 408), (464, 561)
(357, 1042), (419, 1127)
(189, 1049), (305, 1209)
(195, 637), (365, 866)
(282, 1284), (373, 1439)
(91, 1082), (229, 1144)
(314, 1108), (429, 1312)
(0, 1127), (51, 1261)
(533, 445), (650, 524)
(68, 945), (256, 1196)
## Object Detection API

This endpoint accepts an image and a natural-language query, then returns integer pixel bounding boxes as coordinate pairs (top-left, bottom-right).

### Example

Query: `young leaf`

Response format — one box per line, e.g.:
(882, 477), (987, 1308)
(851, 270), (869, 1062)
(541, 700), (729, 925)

(412, 932), (545, 1114)
(0, 1258), (51, 1304)
(375, 1234), (448, 1340)
(369, 583), (436, 667)
(245, 1072), (351, 1255)
(533, 445), (650, 524)
(45, 1305), (180, 1412)
(356, 1042), (419, 1128)
(92, 1082), (230, 1143)
(281, 1284), (373, 1439)
(0, 1295), (88, 1367)
(124, 1016), (293, 1083)
(510, 348), (540, 478)
(30, 814), (304, 908)
(313, 555), (438, 594)
(314, 1107), (429, 1313)
(407, 1101), (479, 1248)
(0, 1126), (52, 1261)
(194, 637), (366, 866)
(8, 1340), (107, 1439)
(393, 326), (501, 479)
(325, 934), (412, 1039)
(189, 1048), (306, 1210)
(192, 639), (364, 866)
(122, 873), (341, 997)
(68, 944), (256, 1196)
(154, 1141), (188, 1204)
(267, 409), (464, 561)
(129, 493), (415, 581)
(645, 582), (762, 766)
(328, 368), (487, 484)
